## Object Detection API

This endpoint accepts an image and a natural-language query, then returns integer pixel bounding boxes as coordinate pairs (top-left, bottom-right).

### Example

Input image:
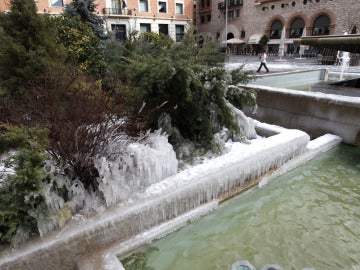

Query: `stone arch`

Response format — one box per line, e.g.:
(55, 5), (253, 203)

(287, 13), (309, 37)
(309, 9), (336, 36)
(265, 15), (286, 38)
(226, 23), (240, 39)
(227, 32), (235, 39)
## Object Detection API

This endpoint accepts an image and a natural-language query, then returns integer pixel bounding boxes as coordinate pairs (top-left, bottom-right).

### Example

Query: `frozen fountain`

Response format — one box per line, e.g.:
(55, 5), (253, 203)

(0, 107), (343, 270)
(275, 26), (287, 62)
(339, 51), (350, 80)
(295, 28), (308, 59)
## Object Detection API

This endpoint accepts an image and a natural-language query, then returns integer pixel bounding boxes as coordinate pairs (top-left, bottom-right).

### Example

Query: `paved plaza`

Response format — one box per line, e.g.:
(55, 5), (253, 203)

(226, 55), (360, 74)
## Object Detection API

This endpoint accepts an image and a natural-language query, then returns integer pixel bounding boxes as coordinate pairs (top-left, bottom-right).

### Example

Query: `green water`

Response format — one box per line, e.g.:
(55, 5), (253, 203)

(135, 145), (360, 270)
(287, 73), (360, 91)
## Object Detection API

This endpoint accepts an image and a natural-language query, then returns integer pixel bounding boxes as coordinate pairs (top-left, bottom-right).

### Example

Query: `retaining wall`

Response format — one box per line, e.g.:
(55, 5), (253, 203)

(243, 84), (360, 146)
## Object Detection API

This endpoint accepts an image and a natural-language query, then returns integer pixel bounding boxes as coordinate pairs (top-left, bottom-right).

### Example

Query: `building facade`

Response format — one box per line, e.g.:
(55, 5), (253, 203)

(196, 0), (360, 55)
(0, 0), (193, 42)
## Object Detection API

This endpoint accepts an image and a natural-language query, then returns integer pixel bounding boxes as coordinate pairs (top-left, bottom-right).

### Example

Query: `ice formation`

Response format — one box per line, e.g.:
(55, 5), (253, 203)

(95, 130), (178, 206)
(2, 124), (344, 270)
(227, 102), (257, 141)
(340, 51), (350, 80)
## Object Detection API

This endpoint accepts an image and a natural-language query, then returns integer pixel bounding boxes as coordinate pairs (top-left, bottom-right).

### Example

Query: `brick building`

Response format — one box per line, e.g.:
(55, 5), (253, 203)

(0, 0), (193, 42)
(196, 0), (360, 55)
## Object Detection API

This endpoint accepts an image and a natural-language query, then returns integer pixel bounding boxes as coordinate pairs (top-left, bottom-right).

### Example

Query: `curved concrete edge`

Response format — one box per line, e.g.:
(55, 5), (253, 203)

(258, 133), (342, 187)
(0, 124), (312, 270)
(102, 136), (342, 270)
(245, 83), (360, 106)
(76, 202), (219, 270)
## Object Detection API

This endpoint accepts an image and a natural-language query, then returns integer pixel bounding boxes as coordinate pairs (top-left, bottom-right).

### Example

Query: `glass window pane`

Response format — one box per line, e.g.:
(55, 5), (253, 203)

(50, 0), (63, 7)
(176, 3), (183, 14)
(111, 24), (127, 42)
(159, 24), (168, 35)
(140, 23), (151, 33)
(140, 0), (148, 12)
(175, 25), (184, 42)
(159, 1), (167, 13)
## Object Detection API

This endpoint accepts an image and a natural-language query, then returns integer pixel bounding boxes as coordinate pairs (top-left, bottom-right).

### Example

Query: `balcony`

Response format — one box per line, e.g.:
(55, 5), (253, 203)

(218, 0), (243, 9)
(103, 8), (134, 16)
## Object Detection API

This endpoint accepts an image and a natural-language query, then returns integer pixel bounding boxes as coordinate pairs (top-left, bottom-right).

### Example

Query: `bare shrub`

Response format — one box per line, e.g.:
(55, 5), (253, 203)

(3, 66), (133, 191)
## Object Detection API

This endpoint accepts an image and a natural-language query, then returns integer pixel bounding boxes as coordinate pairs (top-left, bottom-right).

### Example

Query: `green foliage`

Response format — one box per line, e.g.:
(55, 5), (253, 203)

(0, 0), (65, 99)
(0, 124), (49, 154)
(55, 15), (106, 77)
(0, 210), (21, 244)
(104, 29), (255, 149)
(0, 148), (46, 245)
(0, 126), (51, 245)
(140, 32), (175, 49)
(65, 0), (106, 39)
(259, 34), (269, 50)
(226, 69), (257, 110)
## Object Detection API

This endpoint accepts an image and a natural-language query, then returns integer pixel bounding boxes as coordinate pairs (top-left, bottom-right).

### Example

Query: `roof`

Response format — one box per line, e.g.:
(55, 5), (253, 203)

(298, 34), (360, 54)
(222, 38), (246, 44)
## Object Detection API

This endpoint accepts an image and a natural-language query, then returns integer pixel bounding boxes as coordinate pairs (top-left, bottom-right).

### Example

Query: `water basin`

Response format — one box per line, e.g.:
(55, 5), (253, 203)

(127, 144), (360, 270)
(251, 69), (360, 92)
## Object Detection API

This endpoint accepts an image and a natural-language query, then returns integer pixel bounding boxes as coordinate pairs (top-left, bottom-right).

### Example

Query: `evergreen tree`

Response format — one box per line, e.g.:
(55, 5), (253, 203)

(54, 15), (106, 77)
(104, 29), (256, 149)
(65, 0), (106, 39)
(0, 0), (65, 99)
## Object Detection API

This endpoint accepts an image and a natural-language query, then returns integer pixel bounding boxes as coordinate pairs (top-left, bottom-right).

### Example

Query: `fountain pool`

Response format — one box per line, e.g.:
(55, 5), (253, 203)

(125, 144), (360, 270)
(243, 70), (360, 146)
(251, 69), (360, 92)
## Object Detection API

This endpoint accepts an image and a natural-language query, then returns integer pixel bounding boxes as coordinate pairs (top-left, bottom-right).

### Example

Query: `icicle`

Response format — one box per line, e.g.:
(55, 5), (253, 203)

(95, 131), (178, 207)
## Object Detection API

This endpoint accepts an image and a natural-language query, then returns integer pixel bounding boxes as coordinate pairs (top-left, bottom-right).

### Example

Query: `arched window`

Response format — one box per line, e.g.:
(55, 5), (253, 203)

(270, 20), (283, 39)
(290, 18), (305, 38)
(227, 32), (235, 40)
(312, 15), (330, 36)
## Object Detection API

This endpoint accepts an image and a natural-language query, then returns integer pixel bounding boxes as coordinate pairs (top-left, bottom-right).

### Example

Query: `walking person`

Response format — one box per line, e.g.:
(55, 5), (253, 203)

(257, 50), (269, 72)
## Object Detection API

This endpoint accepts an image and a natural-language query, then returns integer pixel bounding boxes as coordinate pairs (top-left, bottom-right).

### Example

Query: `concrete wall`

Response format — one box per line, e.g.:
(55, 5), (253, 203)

(243, 84), (360, 146)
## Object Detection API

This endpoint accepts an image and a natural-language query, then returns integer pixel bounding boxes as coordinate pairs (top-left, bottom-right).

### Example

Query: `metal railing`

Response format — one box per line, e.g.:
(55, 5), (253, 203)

(103, 8), (133, 15)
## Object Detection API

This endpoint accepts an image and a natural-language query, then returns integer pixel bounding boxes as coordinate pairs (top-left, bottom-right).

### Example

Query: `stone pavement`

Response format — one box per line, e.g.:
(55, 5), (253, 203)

(225, 55), (360, 74)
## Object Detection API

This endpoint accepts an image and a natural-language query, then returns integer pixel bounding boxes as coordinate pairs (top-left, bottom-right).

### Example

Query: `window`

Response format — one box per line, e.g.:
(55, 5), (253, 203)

(111, 0), (122, 13)
(228, 10), (234, 19)
(158, 1), (167, 13)
(270, 20), (283, 39)
(312, 15), (330, 36)
(159, 24), (168, 35)
(111, 24), (127, 42)
(50, 0), (63, 7)
(176, 3), (184, 14)
(235, 9), (240, 17)
(139, 0), (149, 12)
(207, 14), (211, 22)
(140, 23), (151, 33)
(175, 25), (185, 42)
(290, 18), (305, 38)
